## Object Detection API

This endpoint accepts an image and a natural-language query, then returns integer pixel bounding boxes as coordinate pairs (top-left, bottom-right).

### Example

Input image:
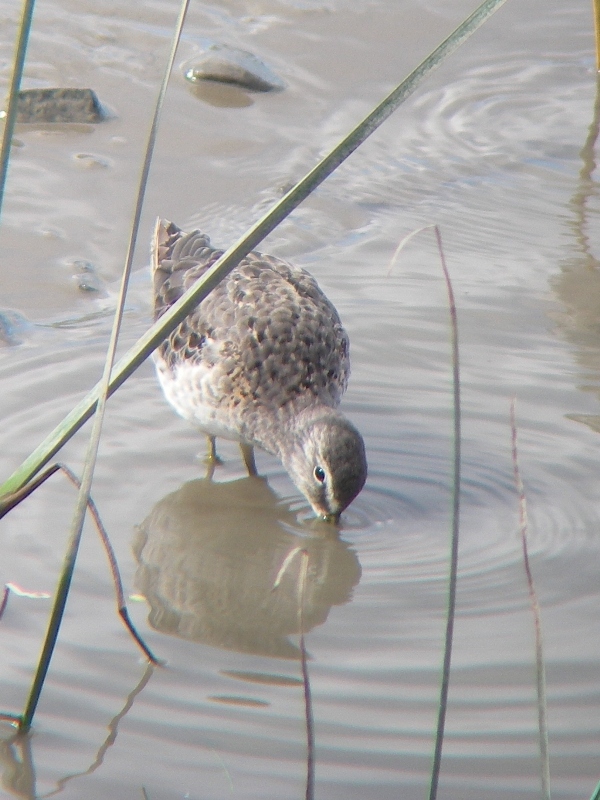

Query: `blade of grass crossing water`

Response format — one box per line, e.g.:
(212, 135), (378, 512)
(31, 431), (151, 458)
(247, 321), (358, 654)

(427, 226), (461, 800)
(56, 464), (159, 664)
(388, 225), (461, 797)
(0, 0), (36, 222)
(0, 0), (510, 499)
(510, 399), (551, 800)
(19, 0), (190, 731)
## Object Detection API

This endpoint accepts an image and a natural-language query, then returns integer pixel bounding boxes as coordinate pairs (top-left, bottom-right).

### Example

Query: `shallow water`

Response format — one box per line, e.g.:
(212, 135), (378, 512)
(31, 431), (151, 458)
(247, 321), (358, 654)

(1, 0), (600, 797)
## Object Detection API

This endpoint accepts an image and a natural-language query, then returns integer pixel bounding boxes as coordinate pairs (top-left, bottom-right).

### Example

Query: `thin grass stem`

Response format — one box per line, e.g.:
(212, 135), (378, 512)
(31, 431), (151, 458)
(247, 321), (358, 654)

(386, 225), (436, 275)
(0, 0), (36, 222)
(17, 0), (189, 729)
(57, 465), (161, 664)
(510, 398), (550, 800)
(0, 462), (158, 664)
(391, 225), (462, 798)
(1, 466), (153, 724)
(0, 585), (10, 620)
(427, 226), (461, 800)
(0, 0), (509, 500)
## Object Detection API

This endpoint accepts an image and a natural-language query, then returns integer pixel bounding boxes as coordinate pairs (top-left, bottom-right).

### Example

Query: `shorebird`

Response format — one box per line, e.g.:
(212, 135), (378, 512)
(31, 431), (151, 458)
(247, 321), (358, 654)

(151, 219), (367, 521)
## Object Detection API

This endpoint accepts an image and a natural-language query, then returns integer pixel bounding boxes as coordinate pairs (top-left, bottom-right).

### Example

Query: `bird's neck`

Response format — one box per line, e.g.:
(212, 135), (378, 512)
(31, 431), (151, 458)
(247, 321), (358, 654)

(249, 402), (341, 461)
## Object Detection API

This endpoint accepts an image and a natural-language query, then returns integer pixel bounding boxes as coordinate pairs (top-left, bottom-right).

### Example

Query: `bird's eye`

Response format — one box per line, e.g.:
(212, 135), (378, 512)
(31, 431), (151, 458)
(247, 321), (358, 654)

(314, 466), (326, 483)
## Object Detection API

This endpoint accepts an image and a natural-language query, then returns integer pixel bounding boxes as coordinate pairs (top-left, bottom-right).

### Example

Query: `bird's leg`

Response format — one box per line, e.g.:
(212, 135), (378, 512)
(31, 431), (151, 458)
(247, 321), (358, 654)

(207, 435), (218, 462)
(203, 435), (223, 470)
(240, 443), (258, 476)
(203, 436), (220, 480)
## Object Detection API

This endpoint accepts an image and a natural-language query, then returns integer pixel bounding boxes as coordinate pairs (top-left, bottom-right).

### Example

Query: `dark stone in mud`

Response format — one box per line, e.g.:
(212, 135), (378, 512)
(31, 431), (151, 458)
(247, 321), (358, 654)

(15, 88), (107, 124)
(71, 260), (105, 293)
(0, 309), (31, 345)
(183, 45), (285, 93)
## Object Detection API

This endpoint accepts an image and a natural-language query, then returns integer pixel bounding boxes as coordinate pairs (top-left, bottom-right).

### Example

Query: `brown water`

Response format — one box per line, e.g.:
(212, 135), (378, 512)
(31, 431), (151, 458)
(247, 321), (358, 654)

(1, 0), (600, 797)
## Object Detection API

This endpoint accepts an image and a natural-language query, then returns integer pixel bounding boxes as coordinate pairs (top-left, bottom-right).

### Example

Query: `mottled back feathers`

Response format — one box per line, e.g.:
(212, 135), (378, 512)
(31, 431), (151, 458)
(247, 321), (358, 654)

(152, 220), (350, 419)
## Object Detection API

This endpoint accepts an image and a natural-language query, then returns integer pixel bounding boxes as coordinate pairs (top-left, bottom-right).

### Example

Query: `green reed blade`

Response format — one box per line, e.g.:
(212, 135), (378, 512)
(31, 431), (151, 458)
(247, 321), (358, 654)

(18, 0), (191, 731)
(589, 779), (600, 800)
(427, 227), (461, 800)
(389, 225), (461, 798)
(382, 221), (464, 797)
(0, 0), (510, 500)
(0, 0), (36, 222)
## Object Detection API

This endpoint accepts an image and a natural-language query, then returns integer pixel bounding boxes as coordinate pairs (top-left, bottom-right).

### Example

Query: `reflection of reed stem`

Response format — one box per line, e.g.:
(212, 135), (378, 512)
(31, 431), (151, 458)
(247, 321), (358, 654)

(42, 664), (155, 798)
(510, 399), (550, 800)
(569, 73), (600, 261)
(298, 551), (314, 800)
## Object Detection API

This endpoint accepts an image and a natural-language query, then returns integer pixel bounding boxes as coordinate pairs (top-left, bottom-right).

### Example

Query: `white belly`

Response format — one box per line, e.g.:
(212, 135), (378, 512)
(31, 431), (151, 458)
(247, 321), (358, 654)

(155, 359), (246, 443)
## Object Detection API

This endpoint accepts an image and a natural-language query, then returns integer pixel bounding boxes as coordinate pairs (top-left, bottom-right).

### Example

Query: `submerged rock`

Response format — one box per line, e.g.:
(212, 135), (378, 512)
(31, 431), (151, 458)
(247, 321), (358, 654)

(71, 259), (106, 294)
(182, 44), (285, 93)
(0, 309), (32, 345)
(14, 88), (107, 124)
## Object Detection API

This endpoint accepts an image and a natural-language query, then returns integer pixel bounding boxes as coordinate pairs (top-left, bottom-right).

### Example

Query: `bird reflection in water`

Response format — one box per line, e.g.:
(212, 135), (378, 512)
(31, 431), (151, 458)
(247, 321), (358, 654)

(133, 476), (361, 658)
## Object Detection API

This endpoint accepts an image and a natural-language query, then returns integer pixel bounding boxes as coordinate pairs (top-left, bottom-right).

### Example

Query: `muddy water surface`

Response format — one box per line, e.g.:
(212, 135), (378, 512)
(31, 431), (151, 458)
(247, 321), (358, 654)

(1, 1), (600, 798)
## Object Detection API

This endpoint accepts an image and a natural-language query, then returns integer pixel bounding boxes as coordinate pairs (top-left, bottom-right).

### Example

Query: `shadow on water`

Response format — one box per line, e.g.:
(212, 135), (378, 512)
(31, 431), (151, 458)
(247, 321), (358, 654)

(133, 475), (362, 659)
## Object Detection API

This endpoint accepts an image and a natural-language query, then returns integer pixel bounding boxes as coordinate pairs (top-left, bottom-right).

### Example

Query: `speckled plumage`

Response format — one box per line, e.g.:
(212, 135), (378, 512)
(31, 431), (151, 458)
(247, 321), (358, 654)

(152, 219), (367, 518)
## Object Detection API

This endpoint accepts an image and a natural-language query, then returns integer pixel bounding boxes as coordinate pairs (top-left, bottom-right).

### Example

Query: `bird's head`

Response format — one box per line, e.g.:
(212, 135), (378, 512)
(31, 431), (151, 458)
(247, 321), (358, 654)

(282, 410), (367, 522)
